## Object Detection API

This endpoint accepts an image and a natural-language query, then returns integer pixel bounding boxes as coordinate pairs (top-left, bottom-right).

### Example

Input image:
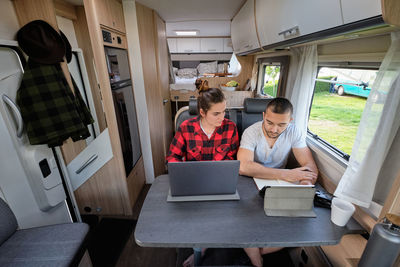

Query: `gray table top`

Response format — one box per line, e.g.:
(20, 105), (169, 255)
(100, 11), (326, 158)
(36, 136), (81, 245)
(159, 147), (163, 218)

(135, 175), (364, 248)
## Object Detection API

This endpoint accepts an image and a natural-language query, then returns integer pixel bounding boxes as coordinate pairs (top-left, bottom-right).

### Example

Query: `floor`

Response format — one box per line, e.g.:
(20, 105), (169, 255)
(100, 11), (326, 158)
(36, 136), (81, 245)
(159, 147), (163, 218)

(115, 185), (177, 267)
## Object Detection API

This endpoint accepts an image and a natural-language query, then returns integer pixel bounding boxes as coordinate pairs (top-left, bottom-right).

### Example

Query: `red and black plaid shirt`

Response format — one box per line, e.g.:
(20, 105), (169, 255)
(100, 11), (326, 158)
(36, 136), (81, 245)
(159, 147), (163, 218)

(166, 116), (239, 162)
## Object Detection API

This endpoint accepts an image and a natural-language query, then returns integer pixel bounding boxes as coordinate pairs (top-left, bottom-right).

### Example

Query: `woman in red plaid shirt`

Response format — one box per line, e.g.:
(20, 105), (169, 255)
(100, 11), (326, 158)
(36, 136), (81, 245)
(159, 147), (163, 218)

(166, 86), (239, 163)
(166, 85), (239, 267)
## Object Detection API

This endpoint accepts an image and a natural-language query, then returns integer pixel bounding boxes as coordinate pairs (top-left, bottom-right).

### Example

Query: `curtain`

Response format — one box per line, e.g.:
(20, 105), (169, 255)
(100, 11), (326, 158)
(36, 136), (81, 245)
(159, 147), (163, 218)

(289, 45), (318, 135)
(334, 32), (400, 208)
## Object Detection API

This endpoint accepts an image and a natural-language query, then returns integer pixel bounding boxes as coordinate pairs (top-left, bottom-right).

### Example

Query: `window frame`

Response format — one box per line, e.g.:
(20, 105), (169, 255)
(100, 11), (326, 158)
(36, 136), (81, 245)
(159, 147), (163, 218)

(307, 62), (381, 161)
(257, 56), (290, 97)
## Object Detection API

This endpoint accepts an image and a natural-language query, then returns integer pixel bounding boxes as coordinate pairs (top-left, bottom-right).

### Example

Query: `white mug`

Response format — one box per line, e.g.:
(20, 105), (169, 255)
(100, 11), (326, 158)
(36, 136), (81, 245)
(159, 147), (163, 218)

(331, 197), (355, 227)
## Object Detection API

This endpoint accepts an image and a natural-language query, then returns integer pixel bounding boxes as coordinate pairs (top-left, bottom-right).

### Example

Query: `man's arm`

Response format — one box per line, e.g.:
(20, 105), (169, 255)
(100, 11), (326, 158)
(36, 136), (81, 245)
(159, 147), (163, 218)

(292, 147), (319, 184)
(237, 147), (316, 183)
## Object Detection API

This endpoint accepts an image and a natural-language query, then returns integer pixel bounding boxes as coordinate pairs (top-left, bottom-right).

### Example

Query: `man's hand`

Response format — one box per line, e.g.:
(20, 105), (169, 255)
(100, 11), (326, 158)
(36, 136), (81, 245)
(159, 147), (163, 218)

(281, 166), (318, 184)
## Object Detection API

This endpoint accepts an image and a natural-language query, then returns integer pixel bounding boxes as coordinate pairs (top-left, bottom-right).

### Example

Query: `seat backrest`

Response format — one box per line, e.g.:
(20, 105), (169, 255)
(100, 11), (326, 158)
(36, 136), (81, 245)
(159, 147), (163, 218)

(0, 198), (18, 245)
(239, 98), (274, 136)
(174, 99), (198, 131)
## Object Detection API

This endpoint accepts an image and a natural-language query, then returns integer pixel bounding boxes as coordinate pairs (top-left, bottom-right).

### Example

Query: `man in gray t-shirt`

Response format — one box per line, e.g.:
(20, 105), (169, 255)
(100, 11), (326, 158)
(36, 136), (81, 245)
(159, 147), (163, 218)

(238, 97), (318, 184)
(238, 97), (318, 267)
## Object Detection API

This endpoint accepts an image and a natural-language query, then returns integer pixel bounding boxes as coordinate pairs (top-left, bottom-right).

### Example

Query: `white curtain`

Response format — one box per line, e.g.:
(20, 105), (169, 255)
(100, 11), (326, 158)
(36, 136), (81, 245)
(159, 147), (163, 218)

(334, 32), (400, 208)
(289, 45), (318, 135)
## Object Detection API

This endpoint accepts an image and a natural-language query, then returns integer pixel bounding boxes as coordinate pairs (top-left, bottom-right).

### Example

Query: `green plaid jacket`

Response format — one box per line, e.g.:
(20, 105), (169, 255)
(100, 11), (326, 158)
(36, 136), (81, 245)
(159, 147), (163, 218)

(17, 60), (94, 147)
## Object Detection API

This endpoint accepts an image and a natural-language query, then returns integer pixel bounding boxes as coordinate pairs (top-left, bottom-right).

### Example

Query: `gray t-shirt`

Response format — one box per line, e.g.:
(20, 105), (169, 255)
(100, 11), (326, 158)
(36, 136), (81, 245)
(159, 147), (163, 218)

(240, 121), (306, 168)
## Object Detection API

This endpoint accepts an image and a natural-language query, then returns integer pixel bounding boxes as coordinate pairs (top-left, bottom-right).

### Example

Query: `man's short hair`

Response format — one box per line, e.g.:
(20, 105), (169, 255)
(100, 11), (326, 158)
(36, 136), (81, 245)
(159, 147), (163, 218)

(266, 97), (293, 115)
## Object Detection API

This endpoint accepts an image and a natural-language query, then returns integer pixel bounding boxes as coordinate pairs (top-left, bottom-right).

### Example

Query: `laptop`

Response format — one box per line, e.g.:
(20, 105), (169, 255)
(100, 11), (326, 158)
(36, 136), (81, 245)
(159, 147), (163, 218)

(167, 160), (240, 202)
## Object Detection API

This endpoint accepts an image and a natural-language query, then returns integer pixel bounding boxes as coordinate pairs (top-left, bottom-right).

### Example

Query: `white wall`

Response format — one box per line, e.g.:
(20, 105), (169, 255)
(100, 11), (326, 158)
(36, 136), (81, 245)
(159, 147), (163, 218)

(122, 0), (155, 183)
(56, 16), (79, 49)
(0, 1), (19, 41)
(166, 20), (231, 37)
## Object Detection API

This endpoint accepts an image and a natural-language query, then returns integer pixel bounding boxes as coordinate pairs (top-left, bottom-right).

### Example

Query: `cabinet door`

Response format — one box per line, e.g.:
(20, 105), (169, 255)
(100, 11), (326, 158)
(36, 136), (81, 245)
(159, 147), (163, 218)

(231, 0), (260, 54)
(110, 0), (126, 33)
(341, 0), (381, 24)
(200, 38), (223, 52)
(96, 0), (113, 29)
(167, 38), (177, 53)
(223, 38), (233, 52)
(256, 0), (342, 47)
(176, 38), (201, 53)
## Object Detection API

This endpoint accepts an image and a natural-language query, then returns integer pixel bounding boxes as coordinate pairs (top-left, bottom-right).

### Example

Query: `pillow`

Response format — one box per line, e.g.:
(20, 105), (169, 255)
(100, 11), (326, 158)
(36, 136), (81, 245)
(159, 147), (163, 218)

(177, 68), (198, 78)
(217, 63), (224, 73)
(197, 61), (218, 76)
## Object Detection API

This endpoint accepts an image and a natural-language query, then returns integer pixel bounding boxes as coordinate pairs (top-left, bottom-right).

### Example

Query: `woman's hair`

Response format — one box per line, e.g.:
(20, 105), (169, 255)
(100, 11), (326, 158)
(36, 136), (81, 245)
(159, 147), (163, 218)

(195, 79), (225, 114)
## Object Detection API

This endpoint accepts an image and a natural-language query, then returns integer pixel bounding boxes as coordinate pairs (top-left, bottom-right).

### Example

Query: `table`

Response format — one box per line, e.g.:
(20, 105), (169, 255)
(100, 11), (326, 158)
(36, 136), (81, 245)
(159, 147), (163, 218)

(135, 175), (364, 263)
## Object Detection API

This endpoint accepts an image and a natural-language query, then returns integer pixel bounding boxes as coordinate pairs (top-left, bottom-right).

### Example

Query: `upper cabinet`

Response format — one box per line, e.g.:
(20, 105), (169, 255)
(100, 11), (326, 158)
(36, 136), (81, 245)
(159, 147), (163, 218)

(223, 38), (233, 52)
(176, 38), (201, 53)
(96, 0), (126, 33)
(231, 0), (260, 54)
(256, 0), (342, 47)
(167, 38), (177, 53)
(167, 38), (232, 53)
(233, 0), (384, 53)
(200, 38), (224, 53)
(341, 0), (382, 24)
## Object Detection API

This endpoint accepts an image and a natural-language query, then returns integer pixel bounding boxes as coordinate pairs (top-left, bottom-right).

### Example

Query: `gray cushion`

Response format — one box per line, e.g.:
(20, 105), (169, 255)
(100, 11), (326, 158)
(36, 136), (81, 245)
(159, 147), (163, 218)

(0, 223), (89, 267)
(0, 198), (18, 246)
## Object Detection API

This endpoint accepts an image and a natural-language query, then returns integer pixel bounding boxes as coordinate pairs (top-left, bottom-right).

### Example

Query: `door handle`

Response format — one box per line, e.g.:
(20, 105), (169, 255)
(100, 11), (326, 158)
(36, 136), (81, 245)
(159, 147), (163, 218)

(163, 99), (169, 105)
(2, 94), (23, 138)
(75, 154), (98, 174)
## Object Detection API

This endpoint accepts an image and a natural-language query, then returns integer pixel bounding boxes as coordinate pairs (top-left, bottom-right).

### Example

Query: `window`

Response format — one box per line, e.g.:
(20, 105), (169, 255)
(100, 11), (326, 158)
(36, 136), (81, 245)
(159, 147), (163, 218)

(257, 56), (289, 97)
(308, 65), (379, 159)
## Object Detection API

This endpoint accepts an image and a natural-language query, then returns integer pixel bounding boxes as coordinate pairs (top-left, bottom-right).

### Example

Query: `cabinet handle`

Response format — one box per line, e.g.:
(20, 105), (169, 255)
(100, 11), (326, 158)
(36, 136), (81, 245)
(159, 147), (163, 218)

(163, 99), (169, 105)
(2, 94), (23, 138)
(278, 26), (299, 36)
(75, 154), (98, 174)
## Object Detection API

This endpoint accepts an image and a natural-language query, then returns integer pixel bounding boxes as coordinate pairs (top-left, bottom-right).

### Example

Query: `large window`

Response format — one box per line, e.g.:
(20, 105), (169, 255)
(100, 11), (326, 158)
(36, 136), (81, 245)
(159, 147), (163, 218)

(308, 66), (378, 159)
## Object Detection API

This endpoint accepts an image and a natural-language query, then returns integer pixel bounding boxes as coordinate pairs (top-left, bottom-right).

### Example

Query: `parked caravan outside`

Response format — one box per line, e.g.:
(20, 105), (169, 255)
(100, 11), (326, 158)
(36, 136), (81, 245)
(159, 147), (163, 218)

(1, 0), (400, 266)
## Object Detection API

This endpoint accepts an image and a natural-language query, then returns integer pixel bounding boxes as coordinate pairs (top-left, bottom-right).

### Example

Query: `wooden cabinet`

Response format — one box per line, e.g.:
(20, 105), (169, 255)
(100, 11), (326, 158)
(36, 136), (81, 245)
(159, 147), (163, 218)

(223, 38), (233, 52)
(231, 0), (260, 54)
(96, 0), (126, 33)
(167, 38), (177, 53)
(341, 0), (382, 24)
(200, 38), (223, 52)
(256, 0), (342, 47)
(176, 38), (201, 53)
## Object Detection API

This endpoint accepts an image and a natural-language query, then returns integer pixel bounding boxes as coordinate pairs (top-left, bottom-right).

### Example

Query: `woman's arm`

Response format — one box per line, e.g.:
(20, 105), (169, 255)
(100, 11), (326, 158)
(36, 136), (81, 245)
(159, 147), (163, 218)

(165, 127), (186, 162)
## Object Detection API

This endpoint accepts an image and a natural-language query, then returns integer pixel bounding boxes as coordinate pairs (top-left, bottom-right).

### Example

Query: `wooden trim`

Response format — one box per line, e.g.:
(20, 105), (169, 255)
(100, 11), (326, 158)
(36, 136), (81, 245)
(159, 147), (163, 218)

(321, 234), (367, 267)
(126, 156), (145, 208)
(54, 0), (77, 20)
(382, 0), (400, 27)
(379, 170), (400, 220)
(73, 6), (107, 133)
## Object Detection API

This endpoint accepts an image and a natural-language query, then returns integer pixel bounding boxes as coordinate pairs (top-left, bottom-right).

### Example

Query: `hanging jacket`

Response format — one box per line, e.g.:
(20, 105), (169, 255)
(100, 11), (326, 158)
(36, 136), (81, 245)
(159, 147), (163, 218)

(17, 60), (94, 147)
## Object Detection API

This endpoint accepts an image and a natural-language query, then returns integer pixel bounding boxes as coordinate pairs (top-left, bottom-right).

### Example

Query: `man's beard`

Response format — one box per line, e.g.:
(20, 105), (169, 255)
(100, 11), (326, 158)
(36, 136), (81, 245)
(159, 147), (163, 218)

(266, 131), (282, 139)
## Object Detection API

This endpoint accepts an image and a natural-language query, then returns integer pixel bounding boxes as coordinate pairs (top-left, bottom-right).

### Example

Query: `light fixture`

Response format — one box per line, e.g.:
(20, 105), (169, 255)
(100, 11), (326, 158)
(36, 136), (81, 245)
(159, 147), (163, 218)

(174, 30), (199, 36)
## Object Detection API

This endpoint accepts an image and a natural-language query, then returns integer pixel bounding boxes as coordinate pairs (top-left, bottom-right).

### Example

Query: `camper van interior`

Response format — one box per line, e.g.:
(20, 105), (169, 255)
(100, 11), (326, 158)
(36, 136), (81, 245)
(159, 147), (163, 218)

(1, 0), (400, 266)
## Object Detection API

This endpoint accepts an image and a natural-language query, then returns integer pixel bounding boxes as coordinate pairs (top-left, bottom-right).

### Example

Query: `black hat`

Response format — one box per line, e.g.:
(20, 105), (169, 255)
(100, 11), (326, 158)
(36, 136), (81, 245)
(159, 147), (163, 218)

(60, 30), (72, 63)
(17, 20), (66, 65)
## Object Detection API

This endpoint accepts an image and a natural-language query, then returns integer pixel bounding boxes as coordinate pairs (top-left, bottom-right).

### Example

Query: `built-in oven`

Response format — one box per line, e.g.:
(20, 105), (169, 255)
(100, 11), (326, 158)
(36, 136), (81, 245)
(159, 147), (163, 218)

(105, 46), (141, 175)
